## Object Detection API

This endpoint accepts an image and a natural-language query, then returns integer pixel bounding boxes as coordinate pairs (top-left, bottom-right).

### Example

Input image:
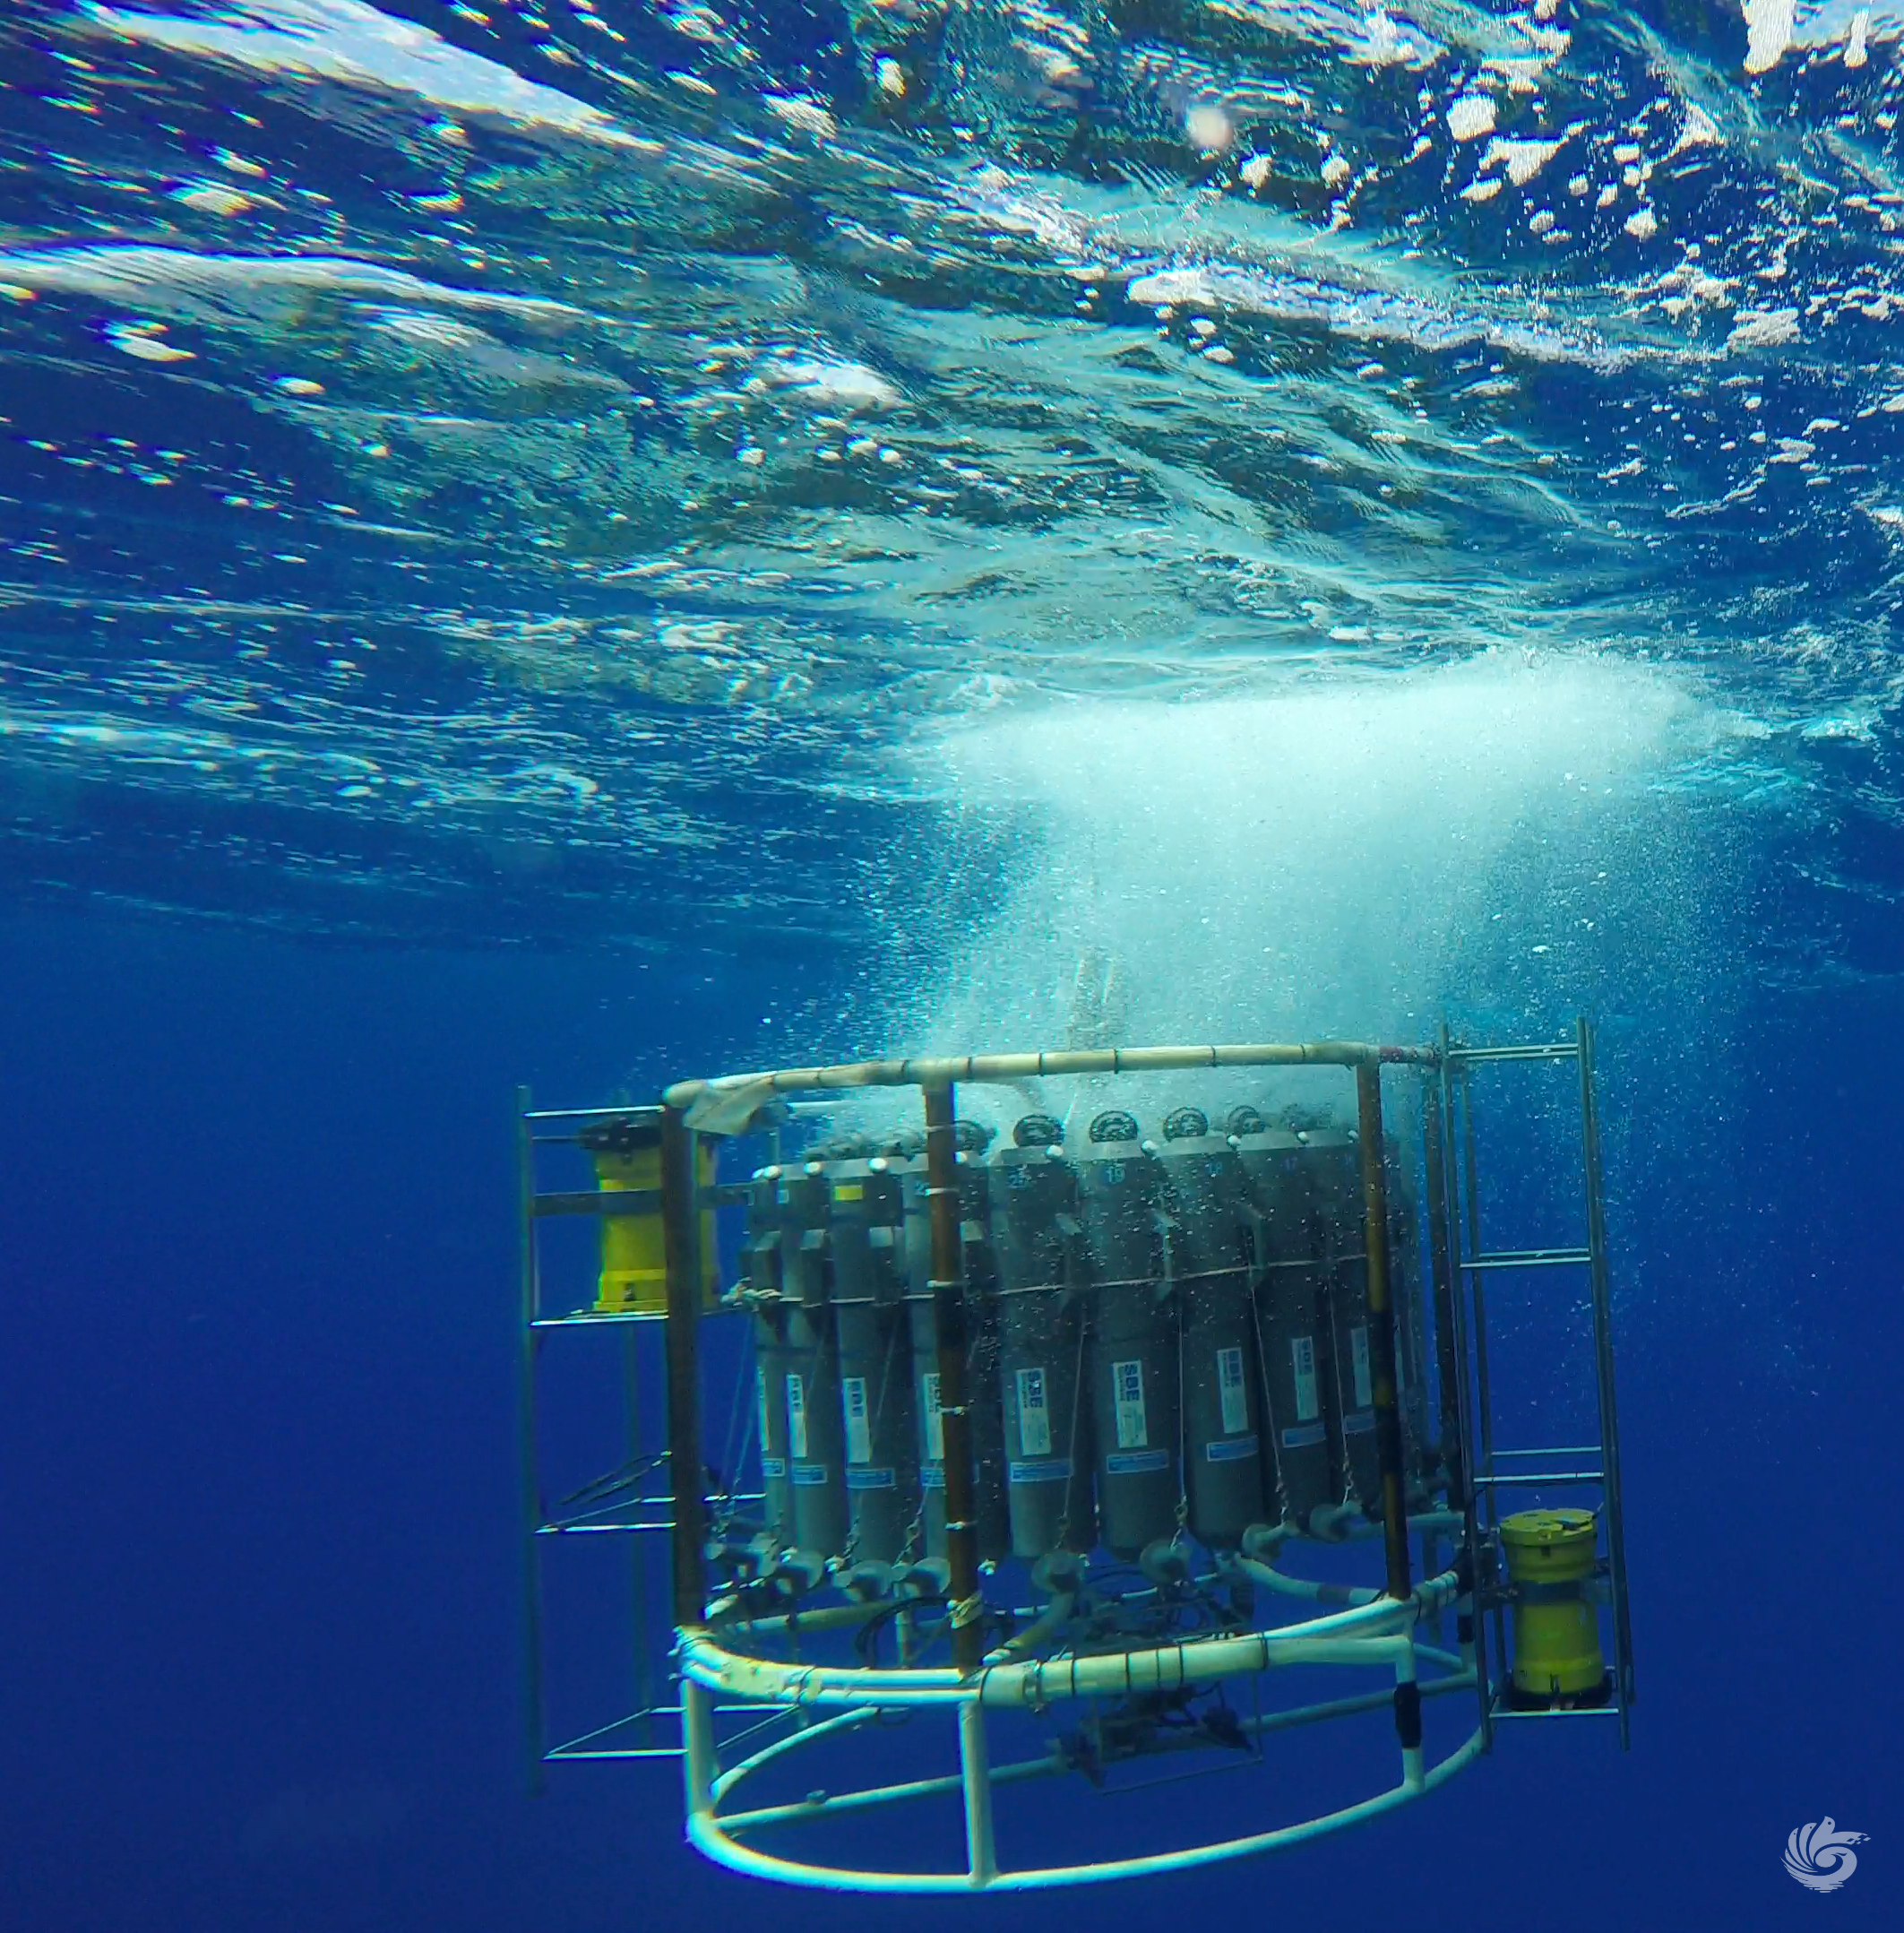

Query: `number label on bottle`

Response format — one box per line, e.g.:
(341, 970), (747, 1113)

(921, 1370), (944, 1461)
(1114, 1358), (1149, 1448)
(1217, 1345), (1248, 1436)
(785, 1374), (808, 1460)
(1015, 1366), (1052, 1455)
(1350, 1325), (1373, 1411)
(842, 1376), (871, 1464)
(1291, 1336), (1319, 1422)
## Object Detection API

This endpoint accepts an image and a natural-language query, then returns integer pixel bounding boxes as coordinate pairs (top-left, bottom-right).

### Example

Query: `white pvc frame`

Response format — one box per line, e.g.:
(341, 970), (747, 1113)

(676, 1572), (1486, 1891)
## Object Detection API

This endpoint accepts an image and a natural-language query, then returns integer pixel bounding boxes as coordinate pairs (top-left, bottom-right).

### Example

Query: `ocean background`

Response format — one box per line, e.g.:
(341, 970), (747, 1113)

(4, 0), (1904, 1925)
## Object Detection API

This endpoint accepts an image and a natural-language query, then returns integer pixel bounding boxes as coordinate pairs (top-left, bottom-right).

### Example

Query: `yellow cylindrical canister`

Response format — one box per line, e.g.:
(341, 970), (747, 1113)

(1500, 1507), (1607, 1704)
(588, 1126), (718, 1314)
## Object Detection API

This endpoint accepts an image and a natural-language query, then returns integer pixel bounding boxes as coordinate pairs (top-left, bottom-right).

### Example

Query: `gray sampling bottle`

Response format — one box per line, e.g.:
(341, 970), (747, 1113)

(991, 1115), (1096, 1558)
(826, 1153), (918, 1565)
(1078, 1110), (1179, 1560)
(1153, 1108), (1265, 1547)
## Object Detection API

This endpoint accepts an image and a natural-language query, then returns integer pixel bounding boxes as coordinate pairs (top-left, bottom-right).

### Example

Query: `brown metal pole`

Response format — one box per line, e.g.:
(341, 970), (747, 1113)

(660, 1103), (709, 1629)
(1355, 1059), (1413, 1602)
(923, 1083), (984, 1673)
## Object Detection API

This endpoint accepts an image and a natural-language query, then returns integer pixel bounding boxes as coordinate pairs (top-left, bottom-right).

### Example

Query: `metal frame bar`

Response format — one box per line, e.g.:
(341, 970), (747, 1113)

(1444, 1044), (1577, 1064)
(1463, 1248), (1591, 1270)
(514, 1093), (711, 1783)
(660, 1105), (708, 1628)
(1447, 1042), (1507, 1708)
(623, 1321), (655, 1746)
(1473, 1471), (1605, 1488)
(515, 1085), (547, 1796)
(1421, 1081), (1462, 1659)
(1355, 1060), (1413, 1601)
(530, 1310), (667, 1329)
(545, 1697), (799, 1765)
(1454, 1063), (1495, 1530)
(1489, 1704), (1622, 1723)
(1578, 1015), (1635, 1743)
(528, 1103), (662, 1127)
(1438, 1017), (1633, 1751)
(1435, 1024), (1493, 1756)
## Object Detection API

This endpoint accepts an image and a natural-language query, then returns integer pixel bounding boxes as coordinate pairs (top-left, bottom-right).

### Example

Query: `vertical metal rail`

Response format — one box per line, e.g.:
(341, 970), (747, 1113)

(661, 1104), (709, 1629)
(625, 1327), (656, 1746)
(1440, 1020), (1631, 1749)
(923, 1083), (985, 1675)
(1436, 1031), (1492, 1754)
(514, 1085), (549, 1795)
(1420, 1077), (1460, 1647)
(1422, 1089), (1465, 1514)
(1456, 1063), (1495, 1526)
(1355, 1060), (1412, 1603)
(1453, 1056), (1507, 1685)
(1577, 1016), (1635, 1747)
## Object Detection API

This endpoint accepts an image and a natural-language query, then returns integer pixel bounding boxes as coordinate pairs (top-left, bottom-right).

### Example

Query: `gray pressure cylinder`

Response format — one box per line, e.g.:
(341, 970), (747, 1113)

(1153, 1114), (1264, 1548)
(828, 1155), (918, 1565)
(743, 1169), (797, 1548)
(1078, 1113), (1177, 1560)
(991, 1122), (1095, 1558)
(900, 1150), (1009, 1565)
(1305, 1129), (1383, 1515)
(1231, 1122), (1339, 1533)
(779, 1165), (849, 1562)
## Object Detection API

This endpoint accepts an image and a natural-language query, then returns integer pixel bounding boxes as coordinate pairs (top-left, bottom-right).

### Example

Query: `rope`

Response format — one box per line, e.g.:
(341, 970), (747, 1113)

(1245, 1256), (1289, 1520)
(714, 1317), (757, 1538)
(868, 1299), (922, 1562)
(1174, 1278), (1191, 1535)
(1055, 1293), (1092, 1551)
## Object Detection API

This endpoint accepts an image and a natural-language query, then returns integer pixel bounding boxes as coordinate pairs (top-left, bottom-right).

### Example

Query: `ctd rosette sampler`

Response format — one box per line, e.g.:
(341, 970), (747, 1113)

(513, 1023), (1634, 1890)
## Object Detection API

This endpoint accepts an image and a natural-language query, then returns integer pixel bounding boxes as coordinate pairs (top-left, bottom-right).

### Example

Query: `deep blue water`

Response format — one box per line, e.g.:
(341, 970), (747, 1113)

(9, 0), (1904, 1925)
